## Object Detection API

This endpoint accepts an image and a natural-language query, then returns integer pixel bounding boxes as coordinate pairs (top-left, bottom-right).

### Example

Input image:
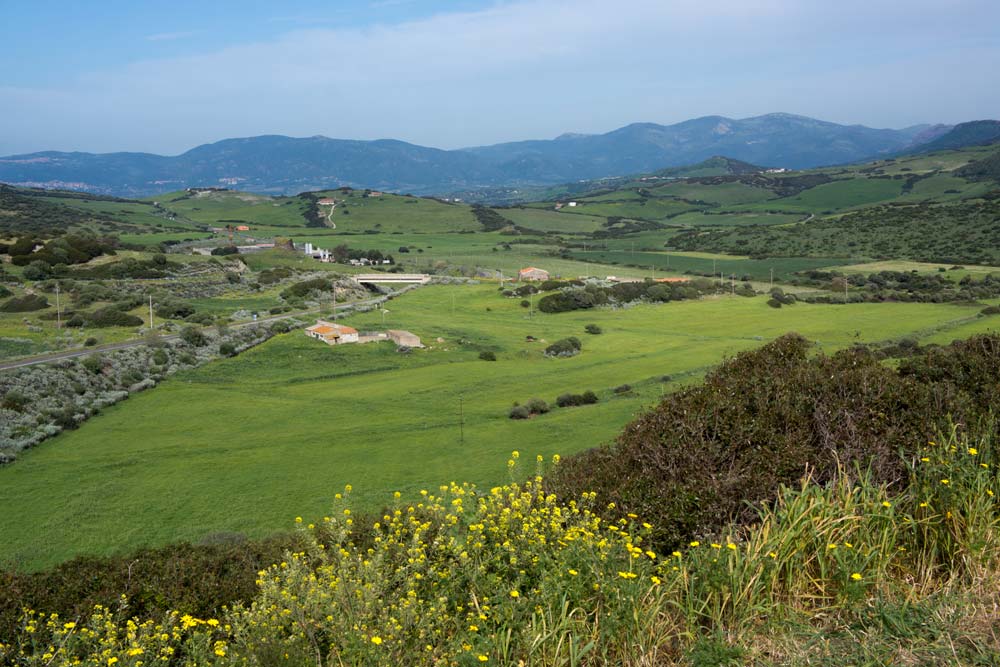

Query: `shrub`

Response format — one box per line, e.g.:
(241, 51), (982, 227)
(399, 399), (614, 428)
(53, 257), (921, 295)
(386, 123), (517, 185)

(544, 337), (582, 358)
(179, 326), (208, 347)
(614, 384), (632, 394)
(981, 305), (1000, 316)
(0, 294), (49, 312)
(556, 391), (599, 408)
(0, 285), (10, 299)
(584, 323), (602, 334)
(210, 245), (239, 256)
(478, 350), (496, 361)
(520, 299), (530, 308)
(508, 405), (530, 419)
(549, 333), (1000, 550)
(219, 342), (236, 357)
(83, 337), (98, 347)
(767, 297), (783, 308)
(524, 397), (550, 415)
(85, 306), (143, 328)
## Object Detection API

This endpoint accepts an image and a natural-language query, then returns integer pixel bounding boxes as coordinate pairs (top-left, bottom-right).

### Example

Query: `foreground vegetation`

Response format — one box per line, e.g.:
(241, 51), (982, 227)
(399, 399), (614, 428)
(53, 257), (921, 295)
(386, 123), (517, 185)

(3, 427), (998, 665)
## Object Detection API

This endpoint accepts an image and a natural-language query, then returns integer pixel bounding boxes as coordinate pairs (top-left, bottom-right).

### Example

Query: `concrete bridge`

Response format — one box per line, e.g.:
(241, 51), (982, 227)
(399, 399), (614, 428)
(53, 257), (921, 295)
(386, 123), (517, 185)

(353, 273), (431, 285)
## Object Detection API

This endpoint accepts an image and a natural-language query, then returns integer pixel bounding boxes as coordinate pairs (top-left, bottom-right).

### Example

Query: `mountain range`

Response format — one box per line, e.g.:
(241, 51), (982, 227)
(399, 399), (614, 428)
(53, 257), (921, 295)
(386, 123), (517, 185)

(0, 113), (986, 198)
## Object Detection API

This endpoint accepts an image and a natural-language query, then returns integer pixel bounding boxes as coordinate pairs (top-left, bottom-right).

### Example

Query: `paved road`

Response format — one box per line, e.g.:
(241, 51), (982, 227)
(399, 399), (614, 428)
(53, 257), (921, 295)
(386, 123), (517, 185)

(0, 297), (386, 372)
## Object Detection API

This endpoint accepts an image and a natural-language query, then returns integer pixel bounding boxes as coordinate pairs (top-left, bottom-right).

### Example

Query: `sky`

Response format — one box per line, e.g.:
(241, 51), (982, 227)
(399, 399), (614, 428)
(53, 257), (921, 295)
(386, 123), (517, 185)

(1, 0), (999, 155)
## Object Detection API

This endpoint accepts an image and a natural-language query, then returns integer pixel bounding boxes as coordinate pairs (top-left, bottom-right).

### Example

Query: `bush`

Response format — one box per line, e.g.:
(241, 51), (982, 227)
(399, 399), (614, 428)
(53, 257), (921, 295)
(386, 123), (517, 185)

(524, 397), (550, 415)
(478, 350), (496, 361)
(83, 337), (98, 347)
(556, 391), (599, 407)
(544, 337), (582, 358)
(0, 294), (49, 312)
(584, 324), (602, 334)
(981, 305), (1000, 316)
(508, 405), (530, 419)
(210, 245), (239, 256)
(613, 384), (632, 394)
(767, 298), (783, 308)
(85, 306), (143, 328)
(219, 342), (236, 357)
(520, 299), (530, 308)
(179, 326), (208, 347)
(549, 333), (1000, 550)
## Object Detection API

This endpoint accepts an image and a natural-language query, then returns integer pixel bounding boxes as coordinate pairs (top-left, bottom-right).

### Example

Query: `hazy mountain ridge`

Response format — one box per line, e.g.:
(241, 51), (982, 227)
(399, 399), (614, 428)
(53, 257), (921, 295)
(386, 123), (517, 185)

(0, 113), (980, 198)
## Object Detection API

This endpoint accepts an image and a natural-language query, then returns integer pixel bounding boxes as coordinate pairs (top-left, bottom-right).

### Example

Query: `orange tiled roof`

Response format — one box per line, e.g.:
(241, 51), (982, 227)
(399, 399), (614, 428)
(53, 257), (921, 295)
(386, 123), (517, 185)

(336, 325), (358, 334)
(309, 325), (337, 334)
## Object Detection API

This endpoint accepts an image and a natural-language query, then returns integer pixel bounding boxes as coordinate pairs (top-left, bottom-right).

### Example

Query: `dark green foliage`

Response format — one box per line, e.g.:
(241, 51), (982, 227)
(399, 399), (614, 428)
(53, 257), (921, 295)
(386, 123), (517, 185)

(955, 149), (1000, 182)
(508, 405), (530, 420)
(257, 267), (293, 285)
(83, 337), (98, 347)
(671, 200), (1000, 265)
(85, 305), (143, 328)
(555, 391), (599, 407)
(471, 205), (516, 232)
(211, 246), (239, 256)
(281, 277), (331, 300)
(10, 234), (117, 268)
(584, 324), (602, 334)
(0, 294), (49, 312)
(68, 256), (174, 280)
(981, 305), (1000, 316)
(524, 398), (550, 415)
(613, 384), (632, 394)
(180, 326), (208, 347)
(0, 285), (11, 299)
(80, 354), (103, 374)
(767, 298), (783, 308)
(219, 342), (237, 357)
(478, 350), (496, 361)
(545, 337), (582, 358)
(0, 535), (301, 641)
(0, 186), (118, 234)
(519, 299), (530, 308)
(155, 298), (196, 320)
(549, 334), (1000, 550)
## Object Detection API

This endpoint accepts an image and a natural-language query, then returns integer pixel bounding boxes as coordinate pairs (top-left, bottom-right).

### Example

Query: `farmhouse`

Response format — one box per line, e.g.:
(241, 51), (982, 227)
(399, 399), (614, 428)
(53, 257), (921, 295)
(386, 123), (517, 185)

(387, 330), (423, 348)
(305, 321), (360, 345)
(235, 225), (250, 232)
(518, 267), (550, 281)
(317, 198), (336, 205)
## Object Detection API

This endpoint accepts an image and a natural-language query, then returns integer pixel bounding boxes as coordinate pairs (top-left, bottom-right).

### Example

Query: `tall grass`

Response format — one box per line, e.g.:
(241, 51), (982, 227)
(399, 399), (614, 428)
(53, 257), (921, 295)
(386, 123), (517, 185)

(4, 432), (999, 666)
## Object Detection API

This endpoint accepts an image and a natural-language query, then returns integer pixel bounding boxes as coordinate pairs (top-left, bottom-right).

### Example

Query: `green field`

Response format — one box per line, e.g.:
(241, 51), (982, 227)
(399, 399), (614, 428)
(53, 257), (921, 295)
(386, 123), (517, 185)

(1, 284), (996, 569)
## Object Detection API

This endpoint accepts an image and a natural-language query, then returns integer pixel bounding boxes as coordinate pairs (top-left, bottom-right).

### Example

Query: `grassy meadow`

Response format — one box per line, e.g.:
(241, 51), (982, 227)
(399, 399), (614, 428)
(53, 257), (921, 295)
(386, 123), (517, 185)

(2, 283), (997, 569)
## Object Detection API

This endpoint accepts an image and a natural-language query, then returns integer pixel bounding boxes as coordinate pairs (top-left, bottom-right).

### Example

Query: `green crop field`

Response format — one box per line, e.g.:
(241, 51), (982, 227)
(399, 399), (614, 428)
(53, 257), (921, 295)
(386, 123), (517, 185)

(569, 249), (853, 281)
(1, 283), (995, 569)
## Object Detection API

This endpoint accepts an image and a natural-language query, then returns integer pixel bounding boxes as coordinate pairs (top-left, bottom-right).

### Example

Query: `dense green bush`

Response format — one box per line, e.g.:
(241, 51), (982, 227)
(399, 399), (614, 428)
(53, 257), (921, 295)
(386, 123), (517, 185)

(508, 405), (530, 419)
(280, 277), (331, 299)
(524, 397), (550, 415)
(84, 305), (143, 328)
(549, 333), (1000, 550)
(555, 391), (599, 407)
(179, 326), (208, 347)
(544, 336), (582, 358)
(584, 324), (602, 334)
(0, 535), (300, 641)
(0, 294), (49, 312)
(478, 350), (496, 361)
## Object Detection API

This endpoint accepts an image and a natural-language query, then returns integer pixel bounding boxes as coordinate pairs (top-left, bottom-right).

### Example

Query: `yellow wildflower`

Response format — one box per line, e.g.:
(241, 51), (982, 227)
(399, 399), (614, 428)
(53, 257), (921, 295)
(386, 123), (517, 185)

(371, 636), (383, 645)
(850, 573), (862, 581)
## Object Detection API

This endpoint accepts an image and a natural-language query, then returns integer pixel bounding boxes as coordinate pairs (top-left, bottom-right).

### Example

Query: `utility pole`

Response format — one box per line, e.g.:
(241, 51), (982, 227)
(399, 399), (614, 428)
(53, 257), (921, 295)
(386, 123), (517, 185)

(769, 268), (774, 292)
(55, 284), (61, 329)
(499, 269), (504, 289)
(332, 285), (337, 321)
(148, 294), (154, 329)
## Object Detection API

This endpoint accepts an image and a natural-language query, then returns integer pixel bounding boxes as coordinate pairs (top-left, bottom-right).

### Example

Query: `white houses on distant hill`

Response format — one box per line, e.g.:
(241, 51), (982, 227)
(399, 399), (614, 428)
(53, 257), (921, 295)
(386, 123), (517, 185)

(518, 267), (550, 281)
(305, 321), (360, 345)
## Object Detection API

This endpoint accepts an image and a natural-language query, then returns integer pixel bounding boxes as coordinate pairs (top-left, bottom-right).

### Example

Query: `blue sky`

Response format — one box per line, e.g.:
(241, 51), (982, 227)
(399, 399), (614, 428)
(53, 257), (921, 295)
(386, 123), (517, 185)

(2, 0), (998, 155)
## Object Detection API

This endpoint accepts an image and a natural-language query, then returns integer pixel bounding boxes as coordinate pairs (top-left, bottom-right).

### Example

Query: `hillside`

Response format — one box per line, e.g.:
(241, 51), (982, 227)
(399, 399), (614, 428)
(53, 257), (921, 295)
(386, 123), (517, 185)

(0, 113), (964, 197)
(905, 119), (1000, 154)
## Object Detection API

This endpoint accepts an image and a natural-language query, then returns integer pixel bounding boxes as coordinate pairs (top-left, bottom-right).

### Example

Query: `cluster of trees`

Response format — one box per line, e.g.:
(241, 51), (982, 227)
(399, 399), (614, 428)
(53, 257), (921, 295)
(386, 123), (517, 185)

(537, 278), (715, 314)
(788, 269), (1000, 304)
(330, 245), (394, 264)
(670, 200), (1000, 266)
(544, 336), (582, 357)
(5, 234), (119, 275)
(470, 204), (516, 232)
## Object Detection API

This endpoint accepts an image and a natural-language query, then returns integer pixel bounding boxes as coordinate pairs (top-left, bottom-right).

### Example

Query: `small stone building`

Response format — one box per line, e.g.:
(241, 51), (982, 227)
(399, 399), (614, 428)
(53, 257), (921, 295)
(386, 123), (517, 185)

(387, 330), (422, 348)
(305, 321), (360, 345)
(518, 267), (550, 281)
